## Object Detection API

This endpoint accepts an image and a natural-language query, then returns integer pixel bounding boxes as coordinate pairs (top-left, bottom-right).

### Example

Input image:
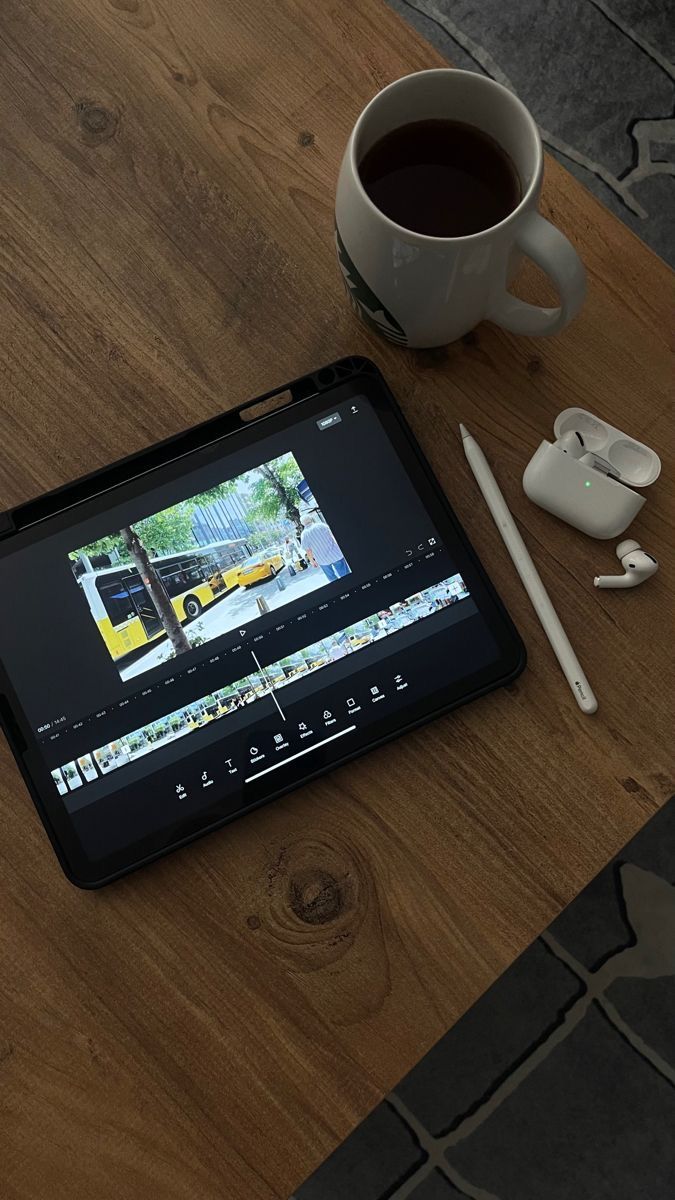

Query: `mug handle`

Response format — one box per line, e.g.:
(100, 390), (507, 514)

(487, 211), (587, 336)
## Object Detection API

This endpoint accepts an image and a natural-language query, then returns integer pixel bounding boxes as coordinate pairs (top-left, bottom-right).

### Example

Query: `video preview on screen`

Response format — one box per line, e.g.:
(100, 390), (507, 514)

(69, 452), (350, 683)
(51, 573), (470, 795)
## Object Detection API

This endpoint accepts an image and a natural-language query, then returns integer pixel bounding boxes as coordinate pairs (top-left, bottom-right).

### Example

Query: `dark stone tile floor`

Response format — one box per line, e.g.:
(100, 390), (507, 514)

(294, 796), (675, 1199)
(445, 1003), (675, 1200)
(394, 940), (582, 1137)
(386, 0), (675, 266)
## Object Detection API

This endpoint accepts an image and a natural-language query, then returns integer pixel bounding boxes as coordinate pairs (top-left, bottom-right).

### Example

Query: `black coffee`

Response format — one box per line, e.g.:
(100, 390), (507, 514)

(358, 119), (521, 237)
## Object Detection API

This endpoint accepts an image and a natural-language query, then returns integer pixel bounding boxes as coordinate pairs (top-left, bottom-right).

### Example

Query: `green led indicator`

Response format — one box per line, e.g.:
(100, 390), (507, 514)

(584, 480), (592, 488)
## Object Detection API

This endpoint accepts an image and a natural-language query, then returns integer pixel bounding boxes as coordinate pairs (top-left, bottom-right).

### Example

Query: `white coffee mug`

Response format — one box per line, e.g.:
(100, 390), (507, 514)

(335, 69), (586, 348)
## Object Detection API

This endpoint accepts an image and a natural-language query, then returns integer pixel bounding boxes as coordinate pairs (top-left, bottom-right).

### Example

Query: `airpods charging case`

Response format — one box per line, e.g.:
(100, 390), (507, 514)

(523, 408), (661, 539)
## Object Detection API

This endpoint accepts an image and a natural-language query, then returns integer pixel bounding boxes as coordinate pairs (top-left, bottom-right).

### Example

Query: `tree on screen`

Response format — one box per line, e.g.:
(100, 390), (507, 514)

(69, 532), (126, 562)
(248, 455), (304, 539)
(120, 525), (192, 656)
(133, 505), (196, 555)
(117, 482), (246, 655)
(67, 526), (193, 658)
(70, 495), (226, 563)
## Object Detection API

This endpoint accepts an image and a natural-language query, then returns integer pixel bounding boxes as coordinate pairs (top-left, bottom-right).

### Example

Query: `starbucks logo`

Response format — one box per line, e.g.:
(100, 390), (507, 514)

(335, 227), (407, 345)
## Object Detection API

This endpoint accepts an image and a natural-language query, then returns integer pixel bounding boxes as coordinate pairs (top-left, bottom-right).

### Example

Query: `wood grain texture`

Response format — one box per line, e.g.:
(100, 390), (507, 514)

(0, 1), (673, 1197)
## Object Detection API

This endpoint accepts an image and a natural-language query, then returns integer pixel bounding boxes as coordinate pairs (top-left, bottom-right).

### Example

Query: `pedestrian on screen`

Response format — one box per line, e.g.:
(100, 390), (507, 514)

(283, 534), (303, 574)
(300, 514), (349, 582)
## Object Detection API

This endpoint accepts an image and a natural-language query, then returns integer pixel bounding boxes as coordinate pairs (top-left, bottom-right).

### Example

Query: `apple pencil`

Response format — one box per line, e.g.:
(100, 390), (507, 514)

(460, 423), (598, 715)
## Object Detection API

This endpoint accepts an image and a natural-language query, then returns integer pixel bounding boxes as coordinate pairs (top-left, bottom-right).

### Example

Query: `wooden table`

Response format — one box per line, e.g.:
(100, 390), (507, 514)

(1, 2), (672, 1197)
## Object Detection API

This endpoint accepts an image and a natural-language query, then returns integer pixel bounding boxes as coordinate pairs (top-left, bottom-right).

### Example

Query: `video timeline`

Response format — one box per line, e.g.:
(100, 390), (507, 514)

(51, 573), (469, 795)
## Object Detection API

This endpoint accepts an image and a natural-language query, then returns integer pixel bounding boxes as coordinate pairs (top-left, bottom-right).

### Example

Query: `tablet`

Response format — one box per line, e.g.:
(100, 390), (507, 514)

(0, 357), (525, 886)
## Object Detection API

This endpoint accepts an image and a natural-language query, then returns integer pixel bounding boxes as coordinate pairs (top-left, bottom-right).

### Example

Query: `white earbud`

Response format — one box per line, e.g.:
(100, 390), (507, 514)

(555, 430), (586, 459)
(554, 430), (617, 478)
(594, 539), (658, 589)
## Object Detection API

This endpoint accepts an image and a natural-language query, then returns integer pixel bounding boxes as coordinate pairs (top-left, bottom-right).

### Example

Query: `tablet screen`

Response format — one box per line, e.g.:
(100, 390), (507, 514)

(0, 368), (523, 884)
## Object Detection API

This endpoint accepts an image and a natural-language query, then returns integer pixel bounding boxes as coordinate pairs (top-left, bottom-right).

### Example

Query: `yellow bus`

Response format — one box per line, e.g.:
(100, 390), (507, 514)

(189, 538), (254, 594)
(76, 539), (251, 662)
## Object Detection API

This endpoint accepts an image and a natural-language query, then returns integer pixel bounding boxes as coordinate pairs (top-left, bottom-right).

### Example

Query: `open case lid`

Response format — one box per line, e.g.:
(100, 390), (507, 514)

(553, 407), (661, 487)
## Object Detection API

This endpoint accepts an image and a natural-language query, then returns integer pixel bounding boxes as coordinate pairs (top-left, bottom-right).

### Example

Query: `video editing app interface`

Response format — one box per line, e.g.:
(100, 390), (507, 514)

(0, 394), (493, 851)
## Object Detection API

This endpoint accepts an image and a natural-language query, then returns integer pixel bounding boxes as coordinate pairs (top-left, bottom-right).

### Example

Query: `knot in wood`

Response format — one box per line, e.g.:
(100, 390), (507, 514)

(75, 100), (119, 145)
(289, 868), (343, 924)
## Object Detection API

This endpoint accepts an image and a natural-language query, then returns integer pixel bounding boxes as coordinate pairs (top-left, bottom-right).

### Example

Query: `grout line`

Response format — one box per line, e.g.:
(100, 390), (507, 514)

(587, 0), (675, 81)
(440, 989), (593, 1149)
(596, 997), (675, 1088)
(539, 931), (594, 984)
(619, 117), (675, 190)
(542, 931), (675, 1088)
(386, 1093), (501, 1200)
